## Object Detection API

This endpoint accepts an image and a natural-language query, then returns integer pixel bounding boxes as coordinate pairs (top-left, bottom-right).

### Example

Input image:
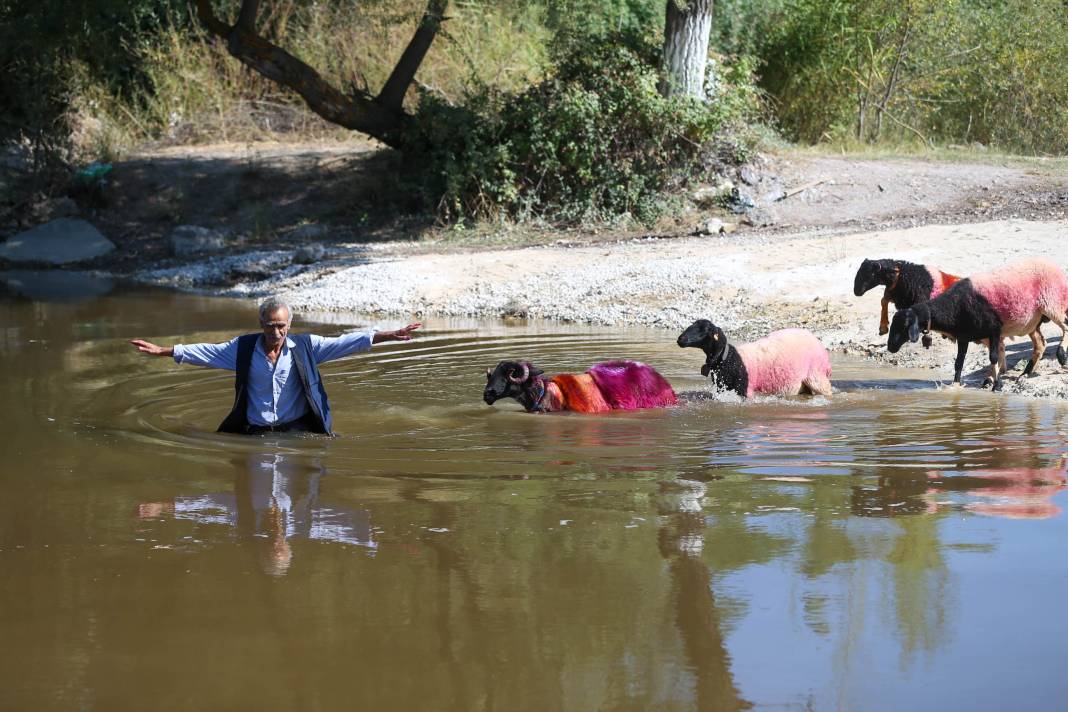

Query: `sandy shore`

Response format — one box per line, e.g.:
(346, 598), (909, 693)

(137, 216), (1068, 398)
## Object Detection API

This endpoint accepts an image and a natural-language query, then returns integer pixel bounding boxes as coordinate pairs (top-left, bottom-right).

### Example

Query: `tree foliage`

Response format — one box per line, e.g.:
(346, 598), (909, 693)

(714, 0), (1068, 153)
(410, 35), (762, 224)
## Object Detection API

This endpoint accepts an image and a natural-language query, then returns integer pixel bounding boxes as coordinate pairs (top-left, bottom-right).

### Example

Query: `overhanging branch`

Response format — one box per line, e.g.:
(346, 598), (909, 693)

(192, 0), (448, 149)
(378, 0), (448, 111)
(237, 0), (261, 30)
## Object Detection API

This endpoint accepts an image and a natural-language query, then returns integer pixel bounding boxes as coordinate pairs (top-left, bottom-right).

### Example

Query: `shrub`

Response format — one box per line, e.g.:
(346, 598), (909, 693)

(412, 36), (764, 225)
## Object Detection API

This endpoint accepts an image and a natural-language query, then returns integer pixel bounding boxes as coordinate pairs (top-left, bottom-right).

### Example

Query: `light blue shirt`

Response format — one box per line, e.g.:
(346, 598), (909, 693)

(173, 330), (375, 426)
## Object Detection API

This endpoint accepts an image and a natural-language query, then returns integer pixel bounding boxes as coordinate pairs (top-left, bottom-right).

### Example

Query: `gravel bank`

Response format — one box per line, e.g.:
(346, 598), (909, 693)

(137, 217), (1068, 398)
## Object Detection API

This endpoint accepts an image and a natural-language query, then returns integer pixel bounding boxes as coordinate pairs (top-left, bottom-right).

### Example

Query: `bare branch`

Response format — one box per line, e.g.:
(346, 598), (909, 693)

(377, 0), (449, 111)
(237, 0), (261, 31)
(192, 0), (411, 148)
(194, 0), (231, 37)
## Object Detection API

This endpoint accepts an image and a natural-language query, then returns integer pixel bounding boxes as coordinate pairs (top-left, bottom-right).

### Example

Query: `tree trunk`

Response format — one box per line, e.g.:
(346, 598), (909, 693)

(660, 0), (714, 99)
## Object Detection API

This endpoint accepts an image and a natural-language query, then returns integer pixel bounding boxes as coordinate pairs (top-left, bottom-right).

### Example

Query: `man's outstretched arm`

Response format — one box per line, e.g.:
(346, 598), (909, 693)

(373, 323), (422, 344)
(313, 323), (422, 364)
(129, 338), (240, 370)
(129, 339), (173, 357)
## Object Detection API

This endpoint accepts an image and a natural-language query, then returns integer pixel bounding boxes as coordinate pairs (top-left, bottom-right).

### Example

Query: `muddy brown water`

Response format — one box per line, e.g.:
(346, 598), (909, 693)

(4, 288), (1068, 711)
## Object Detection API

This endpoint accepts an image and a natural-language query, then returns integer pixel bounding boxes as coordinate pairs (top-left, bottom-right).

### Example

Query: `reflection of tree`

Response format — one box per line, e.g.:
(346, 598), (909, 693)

(657, 479), (750, 711)
(801, 484), (859, 579)
(887, 515), (949, 661)
(709, 409), (955, 665)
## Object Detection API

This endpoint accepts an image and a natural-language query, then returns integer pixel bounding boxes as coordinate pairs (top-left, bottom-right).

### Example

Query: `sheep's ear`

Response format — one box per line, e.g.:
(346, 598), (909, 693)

(907, 311), (921, 343)
(485, 369), (492, 379)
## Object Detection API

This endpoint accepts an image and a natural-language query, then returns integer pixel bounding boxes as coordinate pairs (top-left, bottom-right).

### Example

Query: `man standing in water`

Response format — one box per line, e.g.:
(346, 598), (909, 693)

(130, 297), (421, 435)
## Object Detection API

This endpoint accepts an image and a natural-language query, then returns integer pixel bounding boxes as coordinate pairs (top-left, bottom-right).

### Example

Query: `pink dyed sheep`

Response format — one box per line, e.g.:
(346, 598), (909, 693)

(483, 359), (678, 413)
(853, 258), (961, 339)
(677, 320), (833, 398)
(887, 257), (1068, 390)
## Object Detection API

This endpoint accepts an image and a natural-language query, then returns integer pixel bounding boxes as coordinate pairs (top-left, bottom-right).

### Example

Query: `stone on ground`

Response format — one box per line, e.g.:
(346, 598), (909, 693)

(169, 225), (230, 257)
(0, 218), (115, 265)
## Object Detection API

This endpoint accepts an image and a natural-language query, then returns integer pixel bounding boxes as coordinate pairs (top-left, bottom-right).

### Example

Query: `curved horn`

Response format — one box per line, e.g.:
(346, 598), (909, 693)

(508, 362), (530, 384)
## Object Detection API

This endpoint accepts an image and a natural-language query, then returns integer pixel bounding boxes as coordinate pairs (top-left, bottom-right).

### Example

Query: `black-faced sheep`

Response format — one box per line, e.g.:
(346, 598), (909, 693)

(676, 320), (833, 398)
(483, 360), (677, 413)
(854, 258), (961, 340)
(887, 257), (1068, 391)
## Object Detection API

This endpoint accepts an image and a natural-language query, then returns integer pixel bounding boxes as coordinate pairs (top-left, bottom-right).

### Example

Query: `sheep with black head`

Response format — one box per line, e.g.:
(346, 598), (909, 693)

(677, 319), (833, 398)
(887, 257), (1068, 391)
(854, 258), (961, 344)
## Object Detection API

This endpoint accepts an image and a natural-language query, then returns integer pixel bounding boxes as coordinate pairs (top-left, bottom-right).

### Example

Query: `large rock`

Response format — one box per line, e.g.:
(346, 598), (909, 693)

(293, 243), (325, 264)
(0, 218), (115, 265)
(169, 225), (230, 257)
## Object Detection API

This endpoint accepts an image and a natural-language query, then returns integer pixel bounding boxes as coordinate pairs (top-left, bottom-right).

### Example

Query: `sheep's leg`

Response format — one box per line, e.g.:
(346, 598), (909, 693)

(879, 294), (890, 335)
(953, 339), (969, 386)
(1046, 311), (1068, 366)
(803, 374), (833, 397)
(989, 331), (1003, 391)
(1023, 330), (1046, 376)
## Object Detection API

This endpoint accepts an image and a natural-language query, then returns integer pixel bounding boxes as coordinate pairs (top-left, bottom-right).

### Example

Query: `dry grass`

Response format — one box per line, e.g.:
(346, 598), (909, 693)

(76, 0), (551, 153)
(787, 139), (1068, 173)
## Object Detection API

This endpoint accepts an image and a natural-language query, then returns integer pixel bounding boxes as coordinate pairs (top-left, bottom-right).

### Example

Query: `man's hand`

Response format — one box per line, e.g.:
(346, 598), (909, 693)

(373, 323), (422, 343)
(129, 339), (174, 357)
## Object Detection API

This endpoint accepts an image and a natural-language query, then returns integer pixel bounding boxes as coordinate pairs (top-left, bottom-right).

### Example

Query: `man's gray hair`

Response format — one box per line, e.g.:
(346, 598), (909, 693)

(259, 296), (292, 324)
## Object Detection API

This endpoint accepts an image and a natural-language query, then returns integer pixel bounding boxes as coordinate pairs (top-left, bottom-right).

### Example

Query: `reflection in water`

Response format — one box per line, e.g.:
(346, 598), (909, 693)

(137, 452), (375, 575)
(931, 457), (1068, 520)
(9, 292), (1068, 710)
(657, 479), (749, 711)
(851, 477), (938, 517)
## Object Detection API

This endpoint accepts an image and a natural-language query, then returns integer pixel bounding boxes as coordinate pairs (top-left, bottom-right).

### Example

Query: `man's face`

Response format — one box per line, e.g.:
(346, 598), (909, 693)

(261, 307), (291, 348)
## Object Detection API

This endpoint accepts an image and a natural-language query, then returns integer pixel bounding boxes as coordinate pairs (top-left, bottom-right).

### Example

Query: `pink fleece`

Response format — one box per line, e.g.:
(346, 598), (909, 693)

(734, 329), (832, 398)
(926, 267), (960, 299)
(969, 258), (1068, 335)
(587, 360), (678, 410)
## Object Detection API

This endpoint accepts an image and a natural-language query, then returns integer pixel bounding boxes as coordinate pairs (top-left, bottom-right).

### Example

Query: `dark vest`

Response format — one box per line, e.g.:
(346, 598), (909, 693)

(217, 333), (333, 435)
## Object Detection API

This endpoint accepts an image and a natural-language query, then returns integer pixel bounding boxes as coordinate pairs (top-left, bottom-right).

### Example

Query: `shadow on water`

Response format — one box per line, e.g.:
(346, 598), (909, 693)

(0, 270), (115, 301)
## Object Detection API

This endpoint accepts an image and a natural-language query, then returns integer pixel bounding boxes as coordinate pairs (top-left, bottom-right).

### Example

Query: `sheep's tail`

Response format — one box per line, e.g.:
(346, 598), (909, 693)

(588, 360), (678, 410)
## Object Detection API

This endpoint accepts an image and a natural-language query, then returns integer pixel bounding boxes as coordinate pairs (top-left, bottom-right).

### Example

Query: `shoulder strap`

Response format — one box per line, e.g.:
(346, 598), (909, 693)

(217, 334), (260, 434)
(234, 333), (259, 392)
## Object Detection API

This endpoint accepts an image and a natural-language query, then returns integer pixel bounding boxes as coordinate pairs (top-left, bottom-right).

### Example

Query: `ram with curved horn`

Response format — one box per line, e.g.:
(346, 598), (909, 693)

(483, 360), (677, 413)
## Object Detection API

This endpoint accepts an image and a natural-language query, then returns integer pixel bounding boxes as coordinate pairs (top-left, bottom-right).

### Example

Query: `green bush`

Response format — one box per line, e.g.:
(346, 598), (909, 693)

(715, 0), (1068, 153)
(412, 36), (764, 225)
